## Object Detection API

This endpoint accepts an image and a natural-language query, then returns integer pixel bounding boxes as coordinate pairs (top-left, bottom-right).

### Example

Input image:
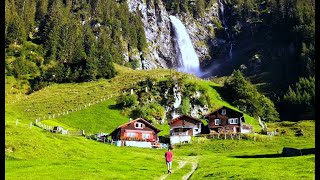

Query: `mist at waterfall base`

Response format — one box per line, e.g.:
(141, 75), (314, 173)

(169, 15), (236, 78)
(169, 16), (203, 77)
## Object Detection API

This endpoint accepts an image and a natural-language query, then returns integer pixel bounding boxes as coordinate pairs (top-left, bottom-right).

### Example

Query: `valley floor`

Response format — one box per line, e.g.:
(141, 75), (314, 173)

(5, 121), (315, 180)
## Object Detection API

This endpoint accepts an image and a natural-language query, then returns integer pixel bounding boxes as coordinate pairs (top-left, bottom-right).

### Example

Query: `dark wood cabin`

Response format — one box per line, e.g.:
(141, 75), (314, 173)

(168, 115), (202, 144)
(169, 115), (202, 136)
(109, 118), (161, 142)
(204, 106), (245, 133)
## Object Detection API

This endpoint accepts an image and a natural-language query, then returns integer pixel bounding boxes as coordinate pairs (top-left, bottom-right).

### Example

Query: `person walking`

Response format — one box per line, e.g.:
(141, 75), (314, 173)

(165, 147), (173, 174)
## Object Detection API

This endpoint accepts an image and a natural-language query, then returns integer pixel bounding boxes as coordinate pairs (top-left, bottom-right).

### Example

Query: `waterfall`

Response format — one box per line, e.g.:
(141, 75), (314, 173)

(218, 0), (226, 26)
(169, 16), (202, 76)
(229, 43), (233, 60)
(172, 85), (181, 119)
(218, 0), (233, 61)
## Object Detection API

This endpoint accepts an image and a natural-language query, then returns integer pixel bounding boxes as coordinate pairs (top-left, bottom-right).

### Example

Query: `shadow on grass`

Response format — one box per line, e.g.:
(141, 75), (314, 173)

(108, 104), (120, 110)
(234, 148), (315, 158)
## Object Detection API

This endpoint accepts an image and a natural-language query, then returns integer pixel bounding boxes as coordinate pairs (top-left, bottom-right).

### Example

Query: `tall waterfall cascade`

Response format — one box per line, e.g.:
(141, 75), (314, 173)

(218, 0), (233, 61)
(172, 85), (182, 119)
(169, 16), (202, 77)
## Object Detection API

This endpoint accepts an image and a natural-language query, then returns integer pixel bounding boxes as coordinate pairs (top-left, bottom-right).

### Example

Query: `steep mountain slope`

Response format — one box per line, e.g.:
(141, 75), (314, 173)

(6, 64), (260, 134)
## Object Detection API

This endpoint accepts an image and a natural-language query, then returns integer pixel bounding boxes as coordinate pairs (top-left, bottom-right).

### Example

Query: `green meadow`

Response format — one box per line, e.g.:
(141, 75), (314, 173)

(5, 66), (315, 179)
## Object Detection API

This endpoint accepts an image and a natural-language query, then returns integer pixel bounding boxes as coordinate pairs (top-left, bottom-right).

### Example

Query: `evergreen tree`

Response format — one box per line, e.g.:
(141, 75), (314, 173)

(6, 14), (27, 46)
(223, 70), (279, 121)
(194, 0), (206, 18)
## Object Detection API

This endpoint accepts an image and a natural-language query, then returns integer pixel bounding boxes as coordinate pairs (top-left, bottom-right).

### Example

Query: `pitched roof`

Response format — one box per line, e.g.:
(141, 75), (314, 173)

(110, 118), (161, 135)
(204, 106), (243, 117)
(169, 114), (202, 125)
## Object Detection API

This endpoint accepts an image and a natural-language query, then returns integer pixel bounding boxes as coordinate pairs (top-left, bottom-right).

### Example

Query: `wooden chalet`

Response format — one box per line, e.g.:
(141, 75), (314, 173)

(168, 115), (202, 144)
(204, 106), (249, 134)
(109, 118), (161, 148)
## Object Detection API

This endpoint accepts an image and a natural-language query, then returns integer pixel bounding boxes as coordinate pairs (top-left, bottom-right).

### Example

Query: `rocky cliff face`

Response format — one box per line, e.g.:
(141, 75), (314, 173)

(126, 0), (221, 71)
(176, 4), (220, 67)
(127, 0), (175, 70)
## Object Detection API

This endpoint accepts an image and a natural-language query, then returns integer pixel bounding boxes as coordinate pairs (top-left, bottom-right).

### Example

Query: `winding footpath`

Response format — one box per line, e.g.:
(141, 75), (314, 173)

(182, 161), (198, 180)
(159, 157), (198, 180)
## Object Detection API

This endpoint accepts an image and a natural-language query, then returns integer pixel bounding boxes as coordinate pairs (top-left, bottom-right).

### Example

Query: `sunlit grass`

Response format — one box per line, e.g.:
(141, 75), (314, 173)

(5, 64), (314, 179)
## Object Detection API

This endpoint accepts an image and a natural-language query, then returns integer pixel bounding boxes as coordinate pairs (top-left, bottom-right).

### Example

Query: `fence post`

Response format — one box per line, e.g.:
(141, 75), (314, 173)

(30, 122), (32, 129)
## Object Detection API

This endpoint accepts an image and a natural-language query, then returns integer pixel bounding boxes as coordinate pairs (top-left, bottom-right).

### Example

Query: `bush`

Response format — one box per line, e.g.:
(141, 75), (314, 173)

(117, 94), (139, 108)
(222, 70), (279, 122)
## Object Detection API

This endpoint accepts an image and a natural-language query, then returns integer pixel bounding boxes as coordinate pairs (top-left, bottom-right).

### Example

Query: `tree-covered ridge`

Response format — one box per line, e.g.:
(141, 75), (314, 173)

(222, 70), (279, 122)
(162, 0), (216, 18)
(280, 76), (315, 120)
(219, 0), (315, 120)
(225, 0), (314, 85)
(5, 0), (148, 92)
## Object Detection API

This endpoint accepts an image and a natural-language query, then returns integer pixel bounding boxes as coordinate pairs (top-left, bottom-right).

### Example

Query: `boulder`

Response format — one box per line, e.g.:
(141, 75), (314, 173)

(282, 147), (302, 157)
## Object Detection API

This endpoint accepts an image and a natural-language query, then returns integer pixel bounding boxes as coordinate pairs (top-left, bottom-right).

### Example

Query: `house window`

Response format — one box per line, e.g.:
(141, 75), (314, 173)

(228, 118), (239, 124)
(127, 132), (136, 137)
(135, 122), (143, 129)
(142, 133), (150, 139)
(221, 109), (226, 115)
(215, 119), (221, 125)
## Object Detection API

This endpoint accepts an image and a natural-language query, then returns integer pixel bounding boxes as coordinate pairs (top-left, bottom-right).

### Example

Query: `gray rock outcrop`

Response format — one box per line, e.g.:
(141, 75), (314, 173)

(126, 0), (221, 70)
(127, 0), (176, 70)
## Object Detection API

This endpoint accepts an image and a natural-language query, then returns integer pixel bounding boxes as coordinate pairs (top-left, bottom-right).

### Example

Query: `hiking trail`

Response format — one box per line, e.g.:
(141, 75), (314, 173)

(159, 157), (198, 180)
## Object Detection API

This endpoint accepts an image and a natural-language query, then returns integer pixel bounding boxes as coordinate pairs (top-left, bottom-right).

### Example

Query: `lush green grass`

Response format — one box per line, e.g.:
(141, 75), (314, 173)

(54, 98), (130, 134)
(5, 105), (315, 179)
(5, 64), (314, 179)
(166, 162), (192, 180)
(171, 120), (315, 180)
(193, 154), (314, 180)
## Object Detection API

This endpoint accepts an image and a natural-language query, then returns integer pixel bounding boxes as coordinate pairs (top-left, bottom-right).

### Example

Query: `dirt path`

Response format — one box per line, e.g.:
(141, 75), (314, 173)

(182, 161), (198, 180)
(159, 160), (186, 180)
(159, 157), (198, 180)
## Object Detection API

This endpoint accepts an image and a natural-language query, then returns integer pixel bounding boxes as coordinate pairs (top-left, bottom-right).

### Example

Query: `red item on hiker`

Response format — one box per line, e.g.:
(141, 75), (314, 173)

(165, 151), (173, 162)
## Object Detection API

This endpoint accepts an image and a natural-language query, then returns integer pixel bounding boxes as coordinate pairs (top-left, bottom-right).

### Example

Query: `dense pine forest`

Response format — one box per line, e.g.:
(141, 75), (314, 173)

(5, 0), (314, 121)
(5, 0), (147, 85)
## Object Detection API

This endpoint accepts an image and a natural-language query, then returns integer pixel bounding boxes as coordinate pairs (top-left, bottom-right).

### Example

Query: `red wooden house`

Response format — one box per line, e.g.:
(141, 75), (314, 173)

(204, 106), (249, 133)
(109, 118), (161, 147)
(168, 115), (202, 144)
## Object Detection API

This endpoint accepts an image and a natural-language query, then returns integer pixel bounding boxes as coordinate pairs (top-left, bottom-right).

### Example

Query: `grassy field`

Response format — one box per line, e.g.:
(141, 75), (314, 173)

(5, 118), (315, 179)
(5, 102), (315, 179)
(5, 65), (314, 179)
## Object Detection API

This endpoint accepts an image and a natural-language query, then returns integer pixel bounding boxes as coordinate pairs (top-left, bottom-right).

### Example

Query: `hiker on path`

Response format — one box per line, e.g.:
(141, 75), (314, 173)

(165, 147), (173, 174)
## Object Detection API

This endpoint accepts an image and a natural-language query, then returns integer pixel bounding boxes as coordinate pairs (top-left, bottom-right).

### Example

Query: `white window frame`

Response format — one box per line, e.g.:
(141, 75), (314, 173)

(127, 132), (136, 137)
(228, 118), (239, 124)
(135, 122), (143, 129)
(142, 133), (150, 139)
(214, 118), (221, 125)
(221, 109), (226, 115)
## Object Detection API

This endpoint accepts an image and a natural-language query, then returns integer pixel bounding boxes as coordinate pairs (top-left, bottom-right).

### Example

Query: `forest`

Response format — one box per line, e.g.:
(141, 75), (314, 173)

(5, 0), (314, 121)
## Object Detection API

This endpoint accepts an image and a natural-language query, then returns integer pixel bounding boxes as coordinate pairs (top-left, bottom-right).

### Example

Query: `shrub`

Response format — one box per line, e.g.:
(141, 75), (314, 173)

(117, 94), (139, 108)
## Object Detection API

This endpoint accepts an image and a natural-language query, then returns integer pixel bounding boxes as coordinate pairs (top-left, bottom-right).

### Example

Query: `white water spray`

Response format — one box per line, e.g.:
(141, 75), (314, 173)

(172, 85), (181, 119)
(229, 43), (233, 60)
(218, 0), (233, 61)
(169, 16), (202, 76)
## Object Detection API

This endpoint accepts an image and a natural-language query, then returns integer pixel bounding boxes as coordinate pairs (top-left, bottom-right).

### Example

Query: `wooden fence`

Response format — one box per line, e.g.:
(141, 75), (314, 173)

(34, 120), (84, 136)
(196, 132), (274, 141)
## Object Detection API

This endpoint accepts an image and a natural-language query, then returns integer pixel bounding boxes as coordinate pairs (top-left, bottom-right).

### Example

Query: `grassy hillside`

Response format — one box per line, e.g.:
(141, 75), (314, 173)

(6, 65), (314, 179)
(6, 64), (260, 133)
